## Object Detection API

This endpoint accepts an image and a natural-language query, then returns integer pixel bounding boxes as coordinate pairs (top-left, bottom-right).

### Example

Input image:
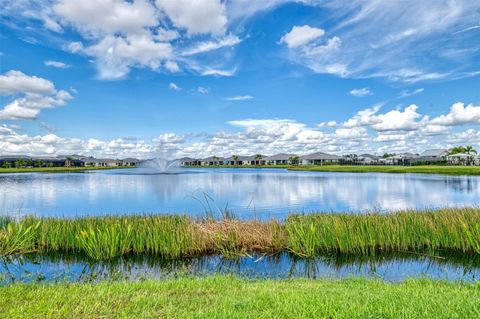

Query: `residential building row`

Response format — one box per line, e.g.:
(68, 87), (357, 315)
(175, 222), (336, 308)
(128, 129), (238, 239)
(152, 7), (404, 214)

(1, 148), (479, 169)
(0, 155), (141, 168)
(179, 149), (480, 167)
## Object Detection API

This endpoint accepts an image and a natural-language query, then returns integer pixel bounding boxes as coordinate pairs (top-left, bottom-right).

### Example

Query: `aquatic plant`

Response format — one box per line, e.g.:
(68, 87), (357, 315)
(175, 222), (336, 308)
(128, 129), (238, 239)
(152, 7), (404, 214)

(76, 219), (133, 260)
(1, 208), (480, 260)
(285, 208), (480, 257)
(0, 221), (39, 256)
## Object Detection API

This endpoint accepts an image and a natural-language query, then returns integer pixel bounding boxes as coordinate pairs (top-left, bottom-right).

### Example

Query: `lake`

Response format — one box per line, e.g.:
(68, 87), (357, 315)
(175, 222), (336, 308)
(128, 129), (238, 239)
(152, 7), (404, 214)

(1, 168), (479, 218)
(3, 251), (480, 284)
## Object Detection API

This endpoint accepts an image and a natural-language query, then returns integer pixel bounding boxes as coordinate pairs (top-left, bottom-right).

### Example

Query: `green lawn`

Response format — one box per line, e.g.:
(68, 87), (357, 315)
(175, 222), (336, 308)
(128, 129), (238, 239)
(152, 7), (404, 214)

(288, 165), (480, 175)
(0, 166), (132, 174)
(196, 164), (480, 175)
(1, 276), (479, 318)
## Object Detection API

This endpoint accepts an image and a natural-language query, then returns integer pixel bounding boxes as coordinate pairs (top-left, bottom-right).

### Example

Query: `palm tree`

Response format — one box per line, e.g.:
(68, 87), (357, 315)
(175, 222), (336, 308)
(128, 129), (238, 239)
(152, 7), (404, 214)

(465, 145), (477, 154)
(254, 154), (263, 165)
(232, 155), (239, 165)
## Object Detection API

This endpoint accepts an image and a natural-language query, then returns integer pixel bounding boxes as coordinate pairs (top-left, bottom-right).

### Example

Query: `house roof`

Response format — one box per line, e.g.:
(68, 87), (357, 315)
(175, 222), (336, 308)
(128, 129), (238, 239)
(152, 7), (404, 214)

(224, 155), (252, 161)
(391, 153), (418, 159)
(202, 156), (224, 161)
(0, 155), (33, 160)
(359, 153), (379, 160)
(265, 153), (297, 161)
(84, 158), (118, 163)
(235, 154), (266, 161)
(300, 152), (342, 160)
(447, 153), (474, 158)
(420, 149), (448, 157)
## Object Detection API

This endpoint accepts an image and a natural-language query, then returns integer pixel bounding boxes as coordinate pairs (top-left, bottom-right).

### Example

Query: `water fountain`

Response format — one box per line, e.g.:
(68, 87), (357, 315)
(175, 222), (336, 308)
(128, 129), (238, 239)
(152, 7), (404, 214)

(140, 158), (182, 174)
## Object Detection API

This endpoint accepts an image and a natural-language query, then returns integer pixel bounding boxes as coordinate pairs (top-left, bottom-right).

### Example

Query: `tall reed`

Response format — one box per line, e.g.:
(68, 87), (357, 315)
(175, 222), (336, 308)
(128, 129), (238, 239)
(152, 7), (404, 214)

(1, 208), (479, 260)
(0, 219), (39, 256)
(285, 208), (480, 257)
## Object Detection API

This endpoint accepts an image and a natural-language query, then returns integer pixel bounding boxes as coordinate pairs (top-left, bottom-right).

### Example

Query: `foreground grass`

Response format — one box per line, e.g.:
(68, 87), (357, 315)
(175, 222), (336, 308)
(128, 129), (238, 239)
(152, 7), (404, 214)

(0, 166), (132, 174)
(1, 276), (479, 318)
(1, 208), (480, 260)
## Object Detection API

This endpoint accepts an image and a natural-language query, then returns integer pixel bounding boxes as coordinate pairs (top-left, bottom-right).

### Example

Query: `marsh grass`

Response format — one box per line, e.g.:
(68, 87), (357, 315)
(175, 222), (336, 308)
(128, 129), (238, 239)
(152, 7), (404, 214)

(285, 208), (480, 256)
(0, 220), (39, 256)
(1, 208), (479, 260)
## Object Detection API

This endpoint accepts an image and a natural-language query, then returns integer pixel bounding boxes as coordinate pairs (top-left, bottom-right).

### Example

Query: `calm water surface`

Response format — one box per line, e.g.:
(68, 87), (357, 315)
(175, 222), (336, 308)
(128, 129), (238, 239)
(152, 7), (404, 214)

(2, 252), (479, 284)
(0, 168), (479, 218)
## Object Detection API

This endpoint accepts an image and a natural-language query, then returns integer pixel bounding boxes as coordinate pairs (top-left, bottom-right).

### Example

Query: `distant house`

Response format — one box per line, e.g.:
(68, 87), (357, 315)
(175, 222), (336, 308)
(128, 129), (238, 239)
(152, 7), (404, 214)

(201, 156), (224, 166)
(246, 155), (266, 166)
(265, 153), (297, 165)
(446, 153), (477, 166)
(389, 153), (418, 165)
(178, 157), (197, 166)
(84, 158), (120, 167)
(224, 155), (251, 166)
(358, 154), (380, 165)
(300, 152), (342, 165)
(122, 158), (141, 166)
(416, 149), (449, 163)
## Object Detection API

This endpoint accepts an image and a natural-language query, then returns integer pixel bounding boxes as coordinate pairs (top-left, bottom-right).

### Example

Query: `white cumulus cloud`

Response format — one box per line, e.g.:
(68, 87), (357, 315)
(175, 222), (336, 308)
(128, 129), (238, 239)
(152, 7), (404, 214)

(280, 25), (325, 48)
(0, 70), (73, 120)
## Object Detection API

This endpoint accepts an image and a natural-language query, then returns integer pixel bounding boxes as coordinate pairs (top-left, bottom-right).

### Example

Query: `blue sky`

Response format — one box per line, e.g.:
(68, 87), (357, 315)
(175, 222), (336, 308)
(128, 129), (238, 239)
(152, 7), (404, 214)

(0, 0), (479, 158)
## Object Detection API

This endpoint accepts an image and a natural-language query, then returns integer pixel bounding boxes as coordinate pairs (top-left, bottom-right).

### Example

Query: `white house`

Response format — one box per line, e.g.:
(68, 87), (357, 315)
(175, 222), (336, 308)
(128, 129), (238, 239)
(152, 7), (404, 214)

(265, 153), (297, 165)
(300, 152), (342, 165)
(446, 153), (477, 165)
(224, 155), (251, 166)
(358, 154), (380, 165)
(417, 149), (449, 163)
(245, 155), (266, 165)
(201, 156), (224, 166)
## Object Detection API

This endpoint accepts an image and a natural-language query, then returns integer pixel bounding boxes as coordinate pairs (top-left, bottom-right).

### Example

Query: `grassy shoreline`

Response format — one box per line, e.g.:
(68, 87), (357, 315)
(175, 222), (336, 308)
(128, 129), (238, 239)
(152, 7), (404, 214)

(0, 166), (133, 174)
(193, 164), (480, 175)
(2, 208), (480, 260)
(1, 276), (479, 318)
(2, 164), (479, 175)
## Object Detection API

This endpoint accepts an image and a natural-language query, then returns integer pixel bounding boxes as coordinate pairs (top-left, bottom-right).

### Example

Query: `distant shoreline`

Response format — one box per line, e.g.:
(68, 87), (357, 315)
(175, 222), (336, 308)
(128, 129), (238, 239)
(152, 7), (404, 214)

(188, 164), (480, 176)
(0, 166), (132, 174)
(2, 164), (479, 176)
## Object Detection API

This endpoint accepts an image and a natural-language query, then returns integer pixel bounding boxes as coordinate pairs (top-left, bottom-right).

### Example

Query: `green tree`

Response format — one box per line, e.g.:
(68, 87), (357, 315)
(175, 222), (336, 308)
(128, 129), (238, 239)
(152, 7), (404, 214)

(449, 146), (467, 155)
(289, 155), (300, 165)
(254, 154), (263, 165)
(2, 161), (12, 168)
(465, 145), (477, 155)
(15, 158), (25, 168)
(232, 155), (239, 165)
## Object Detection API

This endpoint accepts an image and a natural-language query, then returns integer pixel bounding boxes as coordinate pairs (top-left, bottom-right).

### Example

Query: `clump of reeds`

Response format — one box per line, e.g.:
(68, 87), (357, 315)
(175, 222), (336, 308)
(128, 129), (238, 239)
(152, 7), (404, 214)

(195, 220), (286, 257)
(285, 207), (480, 257)
(1, 207), (479, 260)
(0, 218), (39, 256)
